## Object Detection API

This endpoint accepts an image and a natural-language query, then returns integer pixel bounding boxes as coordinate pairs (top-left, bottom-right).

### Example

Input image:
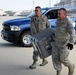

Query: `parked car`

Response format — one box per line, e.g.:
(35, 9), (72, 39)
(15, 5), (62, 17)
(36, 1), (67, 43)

(1, 6), (76, 46)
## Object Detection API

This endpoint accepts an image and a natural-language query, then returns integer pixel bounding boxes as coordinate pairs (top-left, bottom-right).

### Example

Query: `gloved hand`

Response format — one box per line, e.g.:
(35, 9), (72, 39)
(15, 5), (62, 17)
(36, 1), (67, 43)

(66, 43), (73, 50)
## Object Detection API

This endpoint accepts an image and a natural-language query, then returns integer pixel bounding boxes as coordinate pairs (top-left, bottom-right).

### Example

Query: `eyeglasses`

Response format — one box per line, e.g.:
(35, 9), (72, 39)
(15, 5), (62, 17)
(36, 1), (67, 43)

(35, 10), (39, 12)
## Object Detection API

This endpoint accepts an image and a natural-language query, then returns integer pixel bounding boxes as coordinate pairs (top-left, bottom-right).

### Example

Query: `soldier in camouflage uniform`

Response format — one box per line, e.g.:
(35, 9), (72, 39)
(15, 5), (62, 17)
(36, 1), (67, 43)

(52, 8), (75, 75)
(29, 6), (50, 69)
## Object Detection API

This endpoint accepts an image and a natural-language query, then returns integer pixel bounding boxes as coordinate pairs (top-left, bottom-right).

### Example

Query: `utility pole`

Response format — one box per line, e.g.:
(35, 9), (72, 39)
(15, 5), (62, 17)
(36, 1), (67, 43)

(49, 0), (51, 7)
(33, 1), (34, 12)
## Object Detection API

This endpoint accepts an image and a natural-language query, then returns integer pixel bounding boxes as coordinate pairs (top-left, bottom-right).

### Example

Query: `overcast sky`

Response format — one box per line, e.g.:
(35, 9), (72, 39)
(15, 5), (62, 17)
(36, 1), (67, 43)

(0, 0), (60, 11)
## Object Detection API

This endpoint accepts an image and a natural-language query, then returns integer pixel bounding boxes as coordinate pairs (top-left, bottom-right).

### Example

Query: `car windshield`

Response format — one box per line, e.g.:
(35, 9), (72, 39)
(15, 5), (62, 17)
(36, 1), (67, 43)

(27, 9), (47, 18)
(67, 9), (76, 18)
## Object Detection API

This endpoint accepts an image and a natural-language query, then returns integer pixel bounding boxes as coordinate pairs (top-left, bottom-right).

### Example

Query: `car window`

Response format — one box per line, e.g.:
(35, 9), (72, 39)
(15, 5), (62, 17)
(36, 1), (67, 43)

(45, 9), (58, 19)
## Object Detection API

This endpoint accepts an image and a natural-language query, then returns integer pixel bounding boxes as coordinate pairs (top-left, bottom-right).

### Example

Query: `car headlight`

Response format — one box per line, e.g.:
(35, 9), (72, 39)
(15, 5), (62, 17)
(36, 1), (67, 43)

(10, 26), (20, 31)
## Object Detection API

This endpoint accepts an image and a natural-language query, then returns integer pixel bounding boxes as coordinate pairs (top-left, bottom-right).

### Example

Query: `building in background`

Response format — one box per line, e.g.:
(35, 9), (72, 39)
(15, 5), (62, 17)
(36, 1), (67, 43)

(14, 10), (32, 16)
(0, 9), (8, 16)
(54, 0), (76, 7)
(0, 8), (32, 16)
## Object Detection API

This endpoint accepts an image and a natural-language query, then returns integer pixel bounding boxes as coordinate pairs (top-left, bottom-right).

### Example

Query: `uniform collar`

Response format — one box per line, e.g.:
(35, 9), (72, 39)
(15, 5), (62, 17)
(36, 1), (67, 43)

(35, 15), (43, 20)
(58, 17), (67, 23)
(35, 15), (43, 18)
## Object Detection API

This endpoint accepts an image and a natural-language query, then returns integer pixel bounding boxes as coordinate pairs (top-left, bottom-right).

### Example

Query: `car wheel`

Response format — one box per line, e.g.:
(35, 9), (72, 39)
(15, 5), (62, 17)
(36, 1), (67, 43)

(20, 31), (32, 47)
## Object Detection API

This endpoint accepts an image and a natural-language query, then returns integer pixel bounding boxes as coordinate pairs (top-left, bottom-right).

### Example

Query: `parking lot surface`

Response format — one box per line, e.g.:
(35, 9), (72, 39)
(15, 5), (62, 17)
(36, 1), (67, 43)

(0, 16), (76, 75)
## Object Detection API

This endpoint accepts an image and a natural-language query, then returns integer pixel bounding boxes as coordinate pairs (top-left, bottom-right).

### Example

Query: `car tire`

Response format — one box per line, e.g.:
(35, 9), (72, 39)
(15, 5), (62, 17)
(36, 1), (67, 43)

(73, 34), (76, 44)
(20, 31), (32, 47)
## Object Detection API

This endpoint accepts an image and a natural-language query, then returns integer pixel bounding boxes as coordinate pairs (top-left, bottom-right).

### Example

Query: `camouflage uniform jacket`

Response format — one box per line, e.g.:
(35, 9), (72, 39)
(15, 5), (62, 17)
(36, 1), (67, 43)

(30, 15), (50, 35)
(55, 16), (75, 46)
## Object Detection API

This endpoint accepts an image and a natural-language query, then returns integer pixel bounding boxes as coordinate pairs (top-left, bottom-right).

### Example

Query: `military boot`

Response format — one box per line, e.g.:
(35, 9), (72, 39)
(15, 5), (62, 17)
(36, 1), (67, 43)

(68, 64), (75, 75)
(40, 58), (48, 66)
(29, 60), (37, 69)
(56, 70), (61, 75)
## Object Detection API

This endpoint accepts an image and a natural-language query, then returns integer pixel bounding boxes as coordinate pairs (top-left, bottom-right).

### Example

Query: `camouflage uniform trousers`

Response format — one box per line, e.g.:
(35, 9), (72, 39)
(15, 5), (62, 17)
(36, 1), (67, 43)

(52, 41), (74, 71)
(31, 38), (43, 61)
(33, 50), (40, 61)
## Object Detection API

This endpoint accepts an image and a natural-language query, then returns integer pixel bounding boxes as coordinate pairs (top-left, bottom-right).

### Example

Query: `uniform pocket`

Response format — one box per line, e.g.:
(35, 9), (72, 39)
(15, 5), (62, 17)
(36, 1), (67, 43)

(42, 22), (46, 29)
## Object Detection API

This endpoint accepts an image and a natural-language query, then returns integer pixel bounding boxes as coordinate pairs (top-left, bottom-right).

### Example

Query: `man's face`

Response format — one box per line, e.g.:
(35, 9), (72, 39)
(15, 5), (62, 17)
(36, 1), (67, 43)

(58, 10), (66, 20)
(35, 8), (41, 16)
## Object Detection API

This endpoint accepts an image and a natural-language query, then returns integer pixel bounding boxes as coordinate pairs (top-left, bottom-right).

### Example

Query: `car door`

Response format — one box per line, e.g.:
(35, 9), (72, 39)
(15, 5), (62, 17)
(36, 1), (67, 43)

(45, 9), (58, 29)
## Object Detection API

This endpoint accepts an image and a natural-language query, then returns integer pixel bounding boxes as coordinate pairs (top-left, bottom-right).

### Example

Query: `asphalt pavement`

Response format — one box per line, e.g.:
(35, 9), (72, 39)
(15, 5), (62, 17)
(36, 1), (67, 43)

(0, 16), (76, 75)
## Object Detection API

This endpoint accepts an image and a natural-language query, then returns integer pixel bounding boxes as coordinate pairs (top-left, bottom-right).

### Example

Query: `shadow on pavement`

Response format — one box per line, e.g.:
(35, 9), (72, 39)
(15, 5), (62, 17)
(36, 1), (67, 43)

(0, 42), (32, 48)
(0, 42), (22, 47)
(0, 64), (50, 75)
